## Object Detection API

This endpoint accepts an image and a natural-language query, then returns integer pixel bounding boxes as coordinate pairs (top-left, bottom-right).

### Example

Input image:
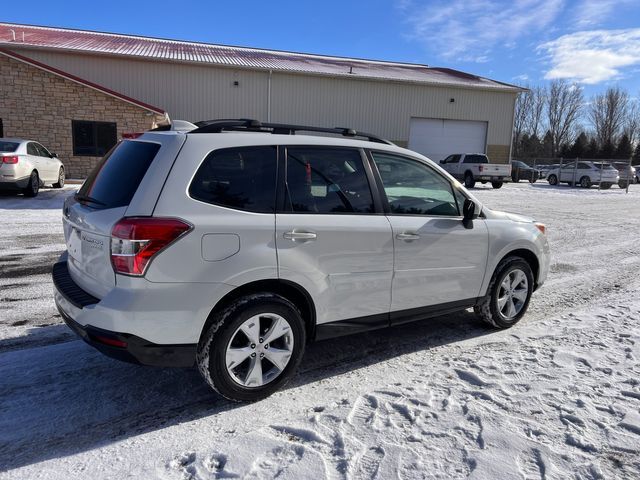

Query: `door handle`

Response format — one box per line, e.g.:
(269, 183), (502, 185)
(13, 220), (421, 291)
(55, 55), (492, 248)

(396, 232), (420, 241)
(283, 230), (317, 241)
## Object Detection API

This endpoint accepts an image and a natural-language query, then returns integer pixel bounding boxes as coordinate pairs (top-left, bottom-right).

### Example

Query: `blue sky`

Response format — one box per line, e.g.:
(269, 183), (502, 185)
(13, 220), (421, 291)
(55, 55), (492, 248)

(3, 0), (639, 97)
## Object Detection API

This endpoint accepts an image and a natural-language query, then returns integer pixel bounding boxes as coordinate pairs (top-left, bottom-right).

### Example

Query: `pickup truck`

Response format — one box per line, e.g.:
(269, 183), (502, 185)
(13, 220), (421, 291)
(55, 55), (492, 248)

(439, 153), (512, 189)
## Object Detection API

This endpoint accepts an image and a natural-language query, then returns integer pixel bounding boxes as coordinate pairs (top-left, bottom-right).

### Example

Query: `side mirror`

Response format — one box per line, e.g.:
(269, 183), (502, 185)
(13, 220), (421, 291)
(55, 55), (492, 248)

(439, 160), (445, 164)
(462, 199), (475, 228)
(50, 153), (57, 158)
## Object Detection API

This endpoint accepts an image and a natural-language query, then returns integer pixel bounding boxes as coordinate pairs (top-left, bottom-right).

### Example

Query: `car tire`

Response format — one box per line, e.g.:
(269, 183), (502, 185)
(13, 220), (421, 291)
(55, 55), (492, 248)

(548, 174), (558, 186)
(197, 293), (306, 402)
(580, 176), (591, 188)
(464, 173), (476, 189)
(618, 180), (628, 189)
(23, 171), (40, 197)
(53, 167), (65, 188)
(600, 183), (612, 190)
(474, 256), (534, 329)
(529, 177), (537, 184)
(491, 181), (503, 189)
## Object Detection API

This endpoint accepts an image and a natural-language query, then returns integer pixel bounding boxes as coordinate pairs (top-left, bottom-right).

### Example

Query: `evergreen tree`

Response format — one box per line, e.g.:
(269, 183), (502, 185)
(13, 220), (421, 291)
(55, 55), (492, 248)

(585, 137), (599, 159)
(542, 131), (554, 158)
(633, 143), (640, 164)
(599, 139), (615, 159)
(568, 132), (588, 158)
(615, 133), (632, 159)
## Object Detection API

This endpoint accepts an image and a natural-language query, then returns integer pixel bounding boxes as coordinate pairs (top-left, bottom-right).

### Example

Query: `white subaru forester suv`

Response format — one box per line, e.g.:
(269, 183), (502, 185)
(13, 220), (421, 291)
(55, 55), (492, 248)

(53, 119), (550, 402)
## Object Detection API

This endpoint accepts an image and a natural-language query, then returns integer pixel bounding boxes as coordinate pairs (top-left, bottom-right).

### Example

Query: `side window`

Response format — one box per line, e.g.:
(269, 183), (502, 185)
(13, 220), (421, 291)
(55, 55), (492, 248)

(449, 154), (461, 163)
(27, 143), (39, 156)
(285, 147), (374, 214)
(372, 152), (460, 216)
(577, 162), (590, 169)
(35, 143), (51, 157)
(463, 154), (488, 164)
(189, 146), (277, 213)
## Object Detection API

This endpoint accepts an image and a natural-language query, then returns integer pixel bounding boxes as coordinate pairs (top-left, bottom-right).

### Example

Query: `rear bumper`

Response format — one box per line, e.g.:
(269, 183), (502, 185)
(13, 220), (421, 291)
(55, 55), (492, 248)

(0, 175), (30, 190)
(53, 261), (197, 367)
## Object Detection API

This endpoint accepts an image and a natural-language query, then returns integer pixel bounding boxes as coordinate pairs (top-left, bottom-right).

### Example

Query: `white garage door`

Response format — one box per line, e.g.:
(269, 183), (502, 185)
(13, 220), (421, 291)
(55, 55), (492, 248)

(408, 118), (488, 162)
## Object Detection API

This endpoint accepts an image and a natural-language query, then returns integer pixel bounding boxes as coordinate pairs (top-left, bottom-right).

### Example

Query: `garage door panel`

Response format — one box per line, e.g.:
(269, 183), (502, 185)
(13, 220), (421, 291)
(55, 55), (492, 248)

(408, 118), (487, 162)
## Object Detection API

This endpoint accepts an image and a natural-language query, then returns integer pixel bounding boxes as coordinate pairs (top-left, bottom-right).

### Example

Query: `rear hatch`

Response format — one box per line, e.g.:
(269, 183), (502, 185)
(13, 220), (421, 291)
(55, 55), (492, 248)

(62, 136), (182, 298)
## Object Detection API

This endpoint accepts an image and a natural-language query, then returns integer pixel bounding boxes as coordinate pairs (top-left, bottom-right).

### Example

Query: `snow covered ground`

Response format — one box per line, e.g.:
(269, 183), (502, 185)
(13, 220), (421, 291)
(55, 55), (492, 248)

(1, 183), (639, 479)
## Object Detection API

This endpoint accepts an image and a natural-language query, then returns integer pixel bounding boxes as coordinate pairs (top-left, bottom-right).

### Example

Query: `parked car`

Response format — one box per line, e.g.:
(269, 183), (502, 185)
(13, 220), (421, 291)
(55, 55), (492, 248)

(439, 153), (511, 189)
(52, 119), (550, 402)
(635, 165), (640, 184)
(611, 162), (636, 188)
(510, 160), (540, 183)
(537, 164), (559, 180)
(546, 161), (619, 189)
(0, 138), (65, 196)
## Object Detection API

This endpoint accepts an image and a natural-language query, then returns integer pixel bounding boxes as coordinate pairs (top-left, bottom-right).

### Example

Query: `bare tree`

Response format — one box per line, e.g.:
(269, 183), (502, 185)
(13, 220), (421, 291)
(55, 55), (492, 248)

(589, 86), (629, 148)
(546, 80), (583, 157)
(513, 86), (533, 157)
(624, 99), (640, 146)
(527, 86), (546, 139)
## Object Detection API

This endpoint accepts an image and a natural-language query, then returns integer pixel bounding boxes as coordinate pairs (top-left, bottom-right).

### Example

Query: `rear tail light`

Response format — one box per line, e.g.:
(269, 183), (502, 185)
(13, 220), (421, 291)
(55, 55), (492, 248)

(110, 217), (192, 276)
(2, 156), (19, 164)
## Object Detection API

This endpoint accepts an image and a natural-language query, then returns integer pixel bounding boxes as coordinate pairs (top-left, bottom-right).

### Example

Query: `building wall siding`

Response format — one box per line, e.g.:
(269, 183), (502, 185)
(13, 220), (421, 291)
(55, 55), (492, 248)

(0, 54), (163, 178)
(14, 48), (516, 160)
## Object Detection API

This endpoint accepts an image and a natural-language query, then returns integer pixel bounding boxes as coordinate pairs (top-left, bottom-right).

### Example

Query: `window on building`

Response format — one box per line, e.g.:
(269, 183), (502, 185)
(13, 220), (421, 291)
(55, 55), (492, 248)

(189, 146), (277, 213)
(72, 120), (117, 156)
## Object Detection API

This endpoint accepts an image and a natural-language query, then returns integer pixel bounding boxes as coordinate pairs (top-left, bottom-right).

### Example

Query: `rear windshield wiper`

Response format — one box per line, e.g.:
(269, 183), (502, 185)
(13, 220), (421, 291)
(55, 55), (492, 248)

(74, 194), (107, 207)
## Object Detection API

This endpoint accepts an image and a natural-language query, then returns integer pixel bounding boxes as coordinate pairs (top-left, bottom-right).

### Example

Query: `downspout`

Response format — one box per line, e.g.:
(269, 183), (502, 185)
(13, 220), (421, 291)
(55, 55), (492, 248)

(267, 69), (272, 122)
(508, 93), (517, 163)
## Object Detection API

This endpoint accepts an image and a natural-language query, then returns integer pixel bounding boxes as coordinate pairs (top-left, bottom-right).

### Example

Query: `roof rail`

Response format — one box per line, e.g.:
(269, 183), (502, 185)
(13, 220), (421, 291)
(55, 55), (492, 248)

(189, 119), (394, 145)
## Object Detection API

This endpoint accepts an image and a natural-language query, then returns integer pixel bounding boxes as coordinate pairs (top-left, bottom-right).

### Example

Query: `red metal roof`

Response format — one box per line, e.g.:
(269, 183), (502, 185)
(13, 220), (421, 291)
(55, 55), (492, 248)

(0, 23), (521, 91)
(0, 47), (167, 115)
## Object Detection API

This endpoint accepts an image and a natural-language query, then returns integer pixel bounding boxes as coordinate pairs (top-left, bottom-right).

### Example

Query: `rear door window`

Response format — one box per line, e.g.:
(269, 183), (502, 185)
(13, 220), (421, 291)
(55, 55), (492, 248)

(463, 154), (488, 163)
(27, 143), (39, 155)
(189, 146), (277, 213)
(78, 140), (161, 209)
(285, 147), (374, 214)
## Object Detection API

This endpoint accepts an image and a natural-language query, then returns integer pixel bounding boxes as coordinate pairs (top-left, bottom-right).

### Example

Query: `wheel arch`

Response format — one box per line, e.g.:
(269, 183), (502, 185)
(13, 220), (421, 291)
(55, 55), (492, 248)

(199, 279), (317, 345)
(496, 248), (540, 290)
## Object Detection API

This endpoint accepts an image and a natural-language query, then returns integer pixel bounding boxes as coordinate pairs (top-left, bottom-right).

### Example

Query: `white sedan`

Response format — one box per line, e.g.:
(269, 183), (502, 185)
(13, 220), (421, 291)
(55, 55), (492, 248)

(0, 138), (65, 197)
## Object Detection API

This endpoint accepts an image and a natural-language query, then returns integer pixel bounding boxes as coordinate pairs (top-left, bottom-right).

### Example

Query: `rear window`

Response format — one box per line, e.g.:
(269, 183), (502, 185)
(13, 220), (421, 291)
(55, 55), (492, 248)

(77, 140), (161, 209)
(189, 146), (277, 213)
(0, 141), (19, 152)
(463, 155), (488, 164)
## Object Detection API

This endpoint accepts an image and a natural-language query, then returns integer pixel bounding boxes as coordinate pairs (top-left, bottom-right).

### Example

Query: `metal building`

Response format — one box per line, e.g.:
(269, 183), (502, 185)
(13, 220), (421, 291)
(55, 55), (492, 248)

(0, 22), (521, 175)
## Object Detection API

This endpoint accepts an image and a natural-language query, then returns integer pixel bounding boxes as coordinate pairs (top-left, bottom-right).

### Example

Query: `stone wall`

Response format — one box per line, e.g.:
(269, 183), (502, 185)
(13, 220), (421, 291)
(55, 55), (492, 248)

(0, 54), (165, 178)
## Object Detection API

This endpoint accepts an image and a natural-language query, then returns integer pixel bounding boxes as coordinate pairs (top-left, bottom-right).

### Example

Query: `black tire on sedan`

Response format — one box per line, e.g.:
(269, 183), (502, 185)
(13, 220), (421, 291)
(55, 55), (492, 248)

(53, 167), (65, 188)
(548, 174), (558, 186)
(600, 183), (612, 190)
(474, 256), (534, 329)
(580, 176), (591, 188)
(23, 171), (39, 197)
(197, 293), (306, 402)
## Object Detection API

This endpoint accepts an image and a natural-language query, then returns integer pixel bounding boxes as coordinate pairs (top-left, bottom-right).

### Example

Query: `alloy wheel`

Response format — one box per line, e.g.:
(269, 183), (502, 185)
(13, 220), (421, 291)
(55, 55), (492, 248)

(225, 313), (294, 388)
(497, 268), (529, 321)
